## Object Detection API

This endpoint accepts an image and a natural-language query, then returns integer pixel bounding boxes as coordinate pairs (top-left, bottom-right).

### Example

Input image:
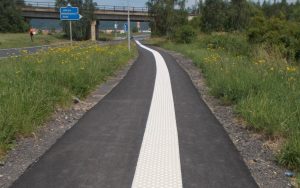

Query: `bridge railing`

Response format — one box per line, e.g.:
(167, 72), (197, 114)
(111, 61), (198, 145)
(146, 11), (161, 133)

(16, 1), (56, 8)
(16, 1), (148, 13)
(95, 5), (148, 13)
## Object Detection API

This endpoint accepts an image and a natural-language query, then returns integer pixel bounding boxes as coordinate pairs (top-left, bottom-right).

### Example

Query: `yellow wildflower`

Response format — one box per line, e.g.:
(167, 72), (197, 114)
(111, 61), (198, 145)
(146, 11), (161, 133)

(286, 66), (296, 72)
(288, 77), (296, 82)
(258, 59), (265, 64)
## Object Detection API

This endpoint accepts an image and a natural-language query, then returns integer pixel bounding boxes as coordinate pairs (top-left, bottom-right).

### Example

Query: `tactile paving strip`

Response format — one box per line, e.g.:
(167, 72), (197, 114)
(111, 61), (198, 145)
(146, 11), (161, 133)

(132, 41), (182, 188)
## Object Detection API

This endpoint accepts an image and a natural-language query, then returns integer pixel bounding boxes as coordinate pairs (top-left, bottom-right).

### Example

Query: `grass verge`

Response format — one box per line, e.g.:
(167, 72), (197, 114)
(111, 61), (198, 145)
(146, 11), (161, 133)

(146, 33), (300, 177)
(0, 42), (136, 157)
(0, 33), (69, 49)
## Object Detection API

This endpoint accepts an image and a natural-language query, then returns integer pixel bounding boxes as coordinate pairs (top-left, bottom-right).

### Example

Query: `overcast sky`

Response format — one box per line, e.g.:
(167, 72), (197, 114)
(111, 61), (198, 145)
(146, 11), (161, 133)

(28, 0), (197, 7)
(31, 0), (296, 8)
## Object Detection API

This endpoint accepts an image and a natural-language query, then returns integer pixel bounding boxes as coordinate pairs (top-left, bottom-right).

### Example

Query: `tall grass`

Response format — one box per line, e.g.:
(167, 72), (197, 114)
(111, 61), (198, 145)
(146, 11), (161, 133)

(151, 33), (300, 172)
(0, 42), (135, 156)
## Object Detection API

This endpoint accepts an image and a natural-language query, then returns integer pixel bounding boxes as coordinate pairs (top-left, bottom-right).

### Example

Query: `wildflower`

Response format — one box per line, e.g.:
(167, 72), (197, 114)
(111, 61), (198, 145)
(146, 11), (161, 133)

(258, 59), (265, 64)
(270, 67), (274, 71)
(288, 77), (296, 82)
(286, 66), (296, 72)
(21, 50), (28, 54)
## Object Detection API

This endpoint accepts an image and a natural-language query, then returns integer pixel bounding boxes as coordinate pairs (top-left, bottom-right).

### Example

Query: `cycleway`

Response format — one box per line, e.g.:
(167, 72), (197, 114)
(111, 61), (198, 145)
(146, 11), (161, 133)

(11, 41), (258, 188)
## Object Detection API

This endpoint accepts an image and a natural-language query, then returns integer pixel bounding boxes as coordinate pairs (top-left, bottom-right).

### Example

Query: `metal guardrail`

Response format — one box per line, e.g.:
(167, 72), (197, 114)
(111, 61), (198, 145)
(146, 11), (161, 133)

(16, 1), (148, 13)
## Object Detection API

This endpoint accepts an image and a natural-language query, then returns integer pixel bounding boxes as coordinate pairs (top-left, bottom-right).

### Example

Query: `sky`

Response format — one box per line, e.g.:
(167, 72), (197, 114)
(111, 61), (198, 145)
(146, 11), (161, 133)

(28, 0), (195, 7)
(30, 0), (296, 8)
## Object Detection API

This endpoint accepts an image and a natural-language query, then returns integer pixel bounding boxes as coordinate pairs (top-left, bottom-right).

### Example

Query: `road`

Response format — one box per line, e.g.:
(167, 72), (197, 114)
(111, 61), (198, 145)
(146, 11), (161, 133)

(10, 41), (258, 188)
(0, 34), (150, 59)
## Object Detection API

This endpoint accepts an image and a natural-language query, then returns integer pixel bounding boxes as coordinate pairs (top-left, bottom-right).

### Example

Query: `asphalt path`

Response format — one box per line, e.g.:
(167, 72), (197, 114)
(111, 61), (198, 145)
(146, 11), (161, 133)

(0, 45), (51, 58)
(10, 42), (258, 188)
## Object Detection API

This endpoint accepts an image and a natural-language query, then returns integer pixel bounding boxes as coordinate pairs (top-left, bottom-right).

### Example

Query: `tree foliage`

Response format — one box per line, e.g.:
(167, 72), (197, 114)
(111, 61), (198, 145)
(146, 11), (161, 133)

(200, 0), (228, 32)
(0, 0), (29, 32)
(200, 0), (254, 32)
(147, 0), (188, 38)
(248, 16), (300, 61)
(174, 24), (196, 43)
(56, 0), (95, 40)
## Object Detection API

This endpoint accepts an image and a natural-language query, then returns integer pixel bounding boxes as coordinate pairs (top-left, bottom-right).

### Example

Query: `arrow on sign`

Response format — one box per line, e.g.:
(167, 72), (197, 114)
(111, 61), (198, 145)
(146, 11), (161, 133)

(60, 14), (83, 21)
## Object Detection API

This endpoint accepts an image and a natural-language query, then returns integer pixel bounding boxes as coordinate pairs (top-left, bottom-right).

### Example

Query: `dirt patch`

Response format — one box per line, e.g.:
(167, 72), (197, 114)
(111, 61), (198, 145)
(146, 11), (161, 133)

(0, 58), (135, 188)
(160, 48), (293, 188)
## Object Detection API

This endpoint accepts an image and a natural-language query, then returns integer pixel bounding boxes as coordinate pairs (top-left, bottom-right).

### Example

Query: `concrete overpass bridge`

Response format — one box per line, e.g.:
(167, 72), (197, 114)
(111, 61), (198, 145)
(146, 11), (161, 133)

(17, 1), (151, 40)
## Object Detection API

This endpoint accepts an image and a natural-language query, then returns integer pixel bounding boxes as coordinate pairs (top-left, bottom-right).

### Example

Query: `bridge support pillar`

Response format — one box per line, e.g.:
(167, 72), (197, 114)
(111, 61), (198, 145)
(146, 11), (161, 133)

(96, 21), (100, 40)
(91, 20), (97, 41)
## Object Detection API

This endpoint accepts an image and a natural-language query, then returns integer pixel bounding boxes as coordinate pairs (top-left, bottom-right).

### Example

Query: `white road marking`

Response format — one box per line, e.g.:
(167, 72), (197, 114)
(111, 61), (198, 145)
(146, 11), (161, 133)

(132, 41), (182, 188)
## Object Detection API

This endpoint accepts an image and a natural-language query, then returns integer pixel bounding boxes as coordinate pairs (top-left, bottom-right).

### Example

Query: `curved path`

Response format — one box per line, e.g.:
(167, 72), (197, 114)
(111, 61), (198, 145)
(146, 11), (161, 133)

(10, 41), (258, 188)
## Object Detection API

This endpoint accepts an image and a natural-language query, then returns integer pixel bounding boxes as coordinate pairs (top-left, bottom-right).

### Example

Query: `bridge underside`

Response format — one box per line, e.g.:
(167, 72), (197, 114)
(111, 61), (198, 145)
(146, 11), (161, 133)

(21, 7), (151, 21)
(21, 12), (150, 22)
(21, 7), (151, 40)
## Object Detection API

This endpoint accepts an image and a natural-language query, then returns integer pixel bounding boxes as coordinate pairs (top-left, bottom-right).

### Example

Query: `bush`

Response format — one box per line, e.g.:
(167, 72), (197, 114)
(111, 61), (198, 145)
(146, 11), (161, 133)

(248, 16), (300, 62)
(198, 33), (251, 56)
(37, 29), (43, 35)
(132, 27), (138, 33)
(174, 25), (196, 44)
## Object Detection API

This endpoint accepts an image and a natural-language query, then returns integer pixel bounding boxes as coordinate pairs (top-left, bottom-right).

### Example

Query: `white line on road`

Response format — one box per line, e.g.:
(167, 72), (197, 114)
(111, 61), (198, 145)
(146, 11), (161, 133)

(132, 41), (182, 188)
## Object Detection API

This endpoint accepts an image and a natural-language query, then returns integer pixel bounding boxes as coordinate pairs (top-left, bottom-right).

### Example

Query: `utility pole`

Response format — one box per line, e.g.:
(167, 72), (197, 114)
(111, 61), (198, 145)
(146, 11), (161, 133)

(127, 0), (131, 52)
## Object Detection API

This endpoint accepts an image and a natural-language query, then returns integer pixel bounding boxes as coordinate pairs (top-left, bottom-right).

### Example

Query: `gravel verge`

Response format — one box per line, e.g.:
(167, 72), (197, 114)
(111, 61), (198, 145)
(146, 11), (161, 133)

(159, 47), (293, 188)
(0, 45), (294, 188)
(0, 58), (136, 188)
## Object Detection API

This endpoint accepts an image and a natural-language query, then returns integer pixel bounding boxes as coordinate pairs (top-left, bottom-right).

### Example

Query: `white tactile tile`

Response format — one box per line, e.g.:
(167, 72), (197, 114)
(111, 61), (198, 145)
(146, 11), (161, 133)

(132, 41), (182, 188)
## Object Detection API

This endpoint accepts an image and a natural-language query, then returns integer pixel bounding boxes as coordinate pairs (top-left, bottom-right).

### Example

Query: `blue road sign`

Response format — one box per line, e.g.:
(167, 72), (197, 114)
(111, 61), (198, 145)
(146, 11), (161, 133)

(60, 14), (82, 21)
(60, 6), (78, 14)
(124, 23), (128, 32)
(60, 4), (82, 21)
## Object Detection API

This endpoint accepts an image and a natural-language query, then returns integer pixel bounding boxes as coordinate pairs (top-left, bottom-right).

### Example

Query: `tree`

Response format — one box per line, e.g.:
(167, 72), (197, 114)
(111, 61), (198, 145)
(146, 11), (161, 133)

(56, 0), (95, 40)
(0, 0), (29, 32)
(147, 0), (188, 38)
(227, 0), (252, 31)
(200, 0), (228, 32)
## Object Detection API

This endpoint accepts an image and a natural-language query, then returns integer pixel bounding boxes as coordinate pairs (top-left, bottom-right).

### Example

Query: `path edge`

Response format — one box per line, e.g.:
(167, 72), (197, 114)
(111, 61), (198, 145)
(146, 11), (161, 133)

(0, 55), (138, 188)
(153, 46), (291, 188)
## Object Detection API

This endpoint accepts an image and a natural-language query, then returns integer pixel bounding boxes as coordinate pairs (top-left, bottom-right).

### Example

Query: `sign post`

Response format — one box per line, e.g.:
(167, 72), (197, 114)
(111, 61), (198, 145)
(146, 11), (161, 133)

(60, 3), (82, 44)
(69, 21), (72, 43)
(127, 0), (131, 52)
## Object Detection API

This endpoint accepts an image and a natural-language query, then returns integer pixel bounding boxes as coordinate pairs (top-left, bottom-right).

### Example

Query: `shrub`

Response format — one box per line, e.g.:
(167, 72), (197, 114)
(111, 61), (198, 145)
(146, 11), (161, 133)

(132, 27), (138, 33)
(248, 16), (300, 62)
(174, 25), (196, 44)
(198, 33), (251, 56)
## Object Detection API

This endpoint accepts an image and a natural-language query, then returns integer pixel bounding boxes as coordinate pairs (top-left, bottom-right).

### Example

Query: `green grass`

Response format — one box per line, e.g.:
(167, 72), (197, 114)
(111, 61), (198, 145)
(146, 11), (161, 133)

(0, 42), (136, 157)
(0, 33), (69, 49)
(147, 33), (300, 171)
(99, 32), (127, 41)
